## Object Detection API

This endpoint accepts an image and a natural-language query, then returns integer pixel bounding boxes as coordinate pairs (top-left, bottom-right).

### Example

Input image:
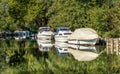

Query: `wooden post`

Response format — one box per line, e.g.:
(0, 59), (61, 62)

(118, 38), (120, 54)
(104, 37), (120, 55)
(116, 38), (119, 55)
(106, 37), (109, 54)
(113, 38), (119, 55)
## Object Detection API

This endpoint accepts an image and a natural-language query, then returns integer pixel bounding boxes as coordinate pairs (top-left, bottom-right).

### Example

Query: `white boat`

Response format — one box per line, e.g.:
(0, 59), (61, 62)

(22, 31), (30, 39)
(55, 42), (69, 54)
(37, 40), (53, 52)
(54, 27), (72, 42)
(37, 27), (54, 40)
(14, 31), (23, 40)
(14, 31), (30, 40)
(68, 28), (99, 45)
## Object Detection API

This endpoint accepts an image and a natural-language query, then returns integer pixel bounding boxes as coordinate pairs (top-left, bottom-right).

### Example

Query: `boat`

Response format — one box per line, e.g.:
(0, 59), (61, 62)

(37, 27), (54, 40)
(22, 31), (30, 39)
(14, 30), (30, 40)
(6, 32), (13, 39)
(14, 31), (23, 40)
(54, 27), (72, 42)
(37, 40), (53, 52)
(29, 30), (37, 37)
(0, 31), (13, 39)
(55, 42), (69, 56)
(0, 31), (7, 39)
(68, 28), (99, 45)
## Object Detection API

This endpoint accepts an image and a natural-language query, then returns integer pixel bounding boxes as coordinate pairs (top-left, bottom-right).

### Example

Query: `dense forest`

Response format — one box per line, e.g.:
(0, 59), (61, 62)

(0, 0), (120, 37)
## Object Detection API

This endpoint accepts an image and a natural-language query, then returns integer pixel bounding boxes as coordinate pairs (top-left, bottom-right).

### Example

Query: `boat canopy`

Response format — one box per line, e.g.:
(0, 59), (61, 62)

(68, 28), (98, 40)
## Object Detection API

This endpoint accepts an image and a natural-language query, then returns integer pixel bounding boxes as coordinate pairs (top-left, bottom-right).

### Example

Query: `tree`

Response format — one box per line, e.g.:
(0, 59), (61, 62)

(47, 0), (84, 30)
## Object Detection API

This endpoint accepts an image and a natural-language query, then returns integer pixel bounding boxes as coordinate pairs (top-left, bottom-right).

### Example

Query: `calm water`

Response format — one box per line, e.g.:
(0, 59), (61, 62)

(0, 39), (120, 74)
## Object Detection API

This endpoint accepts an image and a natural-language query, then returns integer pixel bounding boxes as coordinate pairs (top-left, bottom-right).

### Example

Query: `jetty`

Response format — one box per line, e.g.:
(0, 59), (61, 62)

(105, 38), (120, 55)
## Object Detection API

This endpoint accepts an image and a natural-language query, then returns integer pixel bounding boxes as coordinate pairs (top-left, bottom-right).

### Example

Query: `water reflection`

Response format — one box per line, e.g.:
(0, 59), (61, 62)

(1, 39), (120, 74)
(106, 45), (120, 55)
(37, 40), (53, 52)
(55, 42), (69, 56)
(68, 47), (98, 61)
(54, 42), (99, 61)
(67, 43), (98, 61)
(68, 44), (97, 53)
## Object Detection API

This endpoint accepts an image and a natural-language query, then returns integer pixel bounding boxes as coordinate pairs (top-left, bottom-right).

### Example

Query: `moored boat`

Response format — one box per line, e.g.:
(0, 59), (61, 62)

(68, 28), (99, 45)
(37, 27), (54, 40)
(22, 31), (30, 39)
(14, 31), (23, 40)
(54, 27), (72, 42)
(14, 30), (30, 40)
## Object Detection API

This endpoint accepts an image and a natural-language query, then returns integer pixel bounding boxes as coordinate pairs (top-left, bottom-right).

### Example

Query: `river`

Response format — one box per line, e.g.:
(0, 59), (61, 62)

(0, 39), (120, 74)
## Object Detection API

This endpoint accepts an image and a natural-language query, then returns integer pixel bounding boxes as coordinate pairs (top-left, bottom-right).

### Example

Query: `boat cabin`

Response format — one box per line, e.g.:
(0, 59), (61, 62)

(38, 27), (51, 33)
(55, 27), (72, 35)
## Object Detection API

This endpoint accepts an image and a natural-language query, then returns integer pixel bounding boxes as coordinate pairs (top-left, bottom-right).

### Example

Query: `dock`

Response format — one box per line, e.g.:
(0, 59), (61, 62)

(105, 38), (120, 55)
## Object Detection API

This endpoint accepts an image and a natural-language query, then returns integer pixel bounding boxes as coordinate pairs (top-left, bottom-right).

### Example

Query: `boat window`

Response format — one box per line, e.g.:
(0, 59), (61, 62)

(24, 34), (26, 35)
(64, 33), (71, 35)
(59, 48), (62, 50)
(14, 33), (19, 37)
(42, 28), (51, 31)
(39, 27), (51, 32)
(59, 33), (62, 35)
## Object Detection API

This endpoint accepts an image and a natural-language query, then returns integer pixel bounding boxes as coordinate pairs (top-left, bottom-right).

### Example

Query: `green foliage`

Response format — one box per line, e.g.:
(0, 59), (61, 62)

(0, 0), (120, 36)
(0, 40), (120, 74)
(47, 0), (85, 30)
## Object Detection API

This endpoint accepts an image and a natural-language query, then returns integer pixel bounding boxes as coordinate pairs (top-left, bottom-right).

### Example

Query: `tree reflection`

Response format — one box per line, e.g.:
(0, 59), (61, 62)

(9, 50), (26, 66)
(0, 40), (120, 74)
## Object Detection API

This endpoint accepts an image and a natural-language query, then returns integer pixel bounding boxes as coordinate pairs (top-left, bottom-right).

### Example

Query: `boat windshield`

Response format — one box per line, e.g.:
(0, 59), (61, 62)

(60, 28), (70, 31)
(40, 28), (51, 31)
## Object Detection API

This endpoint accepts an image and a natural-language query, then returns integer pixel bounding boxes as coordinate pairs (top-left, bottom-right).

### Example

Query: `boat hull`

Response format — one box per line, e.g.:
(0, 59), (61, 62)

(68, 38), (98, 45)
(37, 31), (53, 40)
(37, 35), (52, 40)
(54, 36), (68, 42)
(68, 44), (97, 53)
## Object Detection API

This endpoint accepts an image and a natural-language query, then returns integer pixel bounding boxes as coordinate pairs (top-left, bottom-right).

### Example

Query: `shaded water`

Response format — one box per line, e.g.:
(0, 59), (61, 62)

(0, 39), (120, 74)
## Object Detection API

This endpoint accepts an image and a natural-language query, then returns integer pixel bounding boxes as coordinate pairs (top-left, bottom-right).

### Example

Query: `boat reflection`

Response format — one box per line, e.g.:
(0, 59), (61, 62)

(37, 40), (53, 52)
(68, 44), (97, 53)
(106, 46), (120, 55)
(68, 44), (99, 61)
(55, 42), (69, 56)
